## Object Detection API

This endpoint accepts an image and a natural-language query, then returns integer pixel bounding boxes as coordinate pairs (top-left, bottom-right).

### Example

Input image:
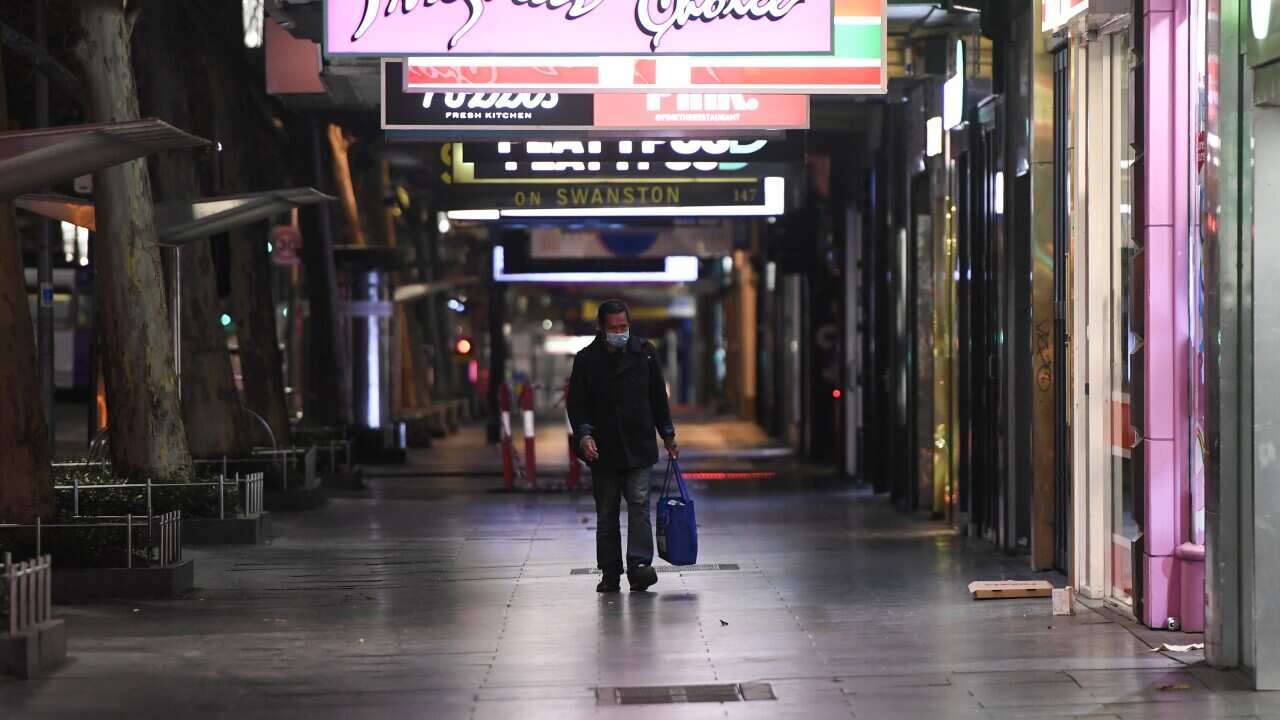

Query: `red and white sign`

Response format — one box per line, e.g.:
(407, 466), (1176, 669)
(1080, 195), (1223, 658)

(383, 59), (807, 130)
(404, 52), (885, 95)
(592, 92), (807, 129)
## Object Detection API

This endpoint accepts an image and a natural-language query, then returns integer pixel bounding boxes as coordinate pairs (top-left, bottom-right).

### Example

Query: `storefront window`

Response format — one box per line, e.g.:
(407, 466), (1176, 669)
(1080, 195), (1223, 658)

(1111, 32), (1139, 603)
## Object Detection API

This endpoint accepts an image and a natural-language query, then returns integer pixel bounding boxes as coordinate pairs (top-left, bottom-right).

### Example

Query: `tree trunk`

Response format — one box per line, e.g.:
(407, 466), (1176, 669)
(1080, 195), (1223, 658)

(75, 0), (192, 477)
(194, 0), (293, 447)
(294, 116), (351, 426)
(328, 124), (365, 246)
(424, 216), (456, 398)
(0, 46), (54, 524)
(133, 0), (246, 459)
(228, 223), (292, 446)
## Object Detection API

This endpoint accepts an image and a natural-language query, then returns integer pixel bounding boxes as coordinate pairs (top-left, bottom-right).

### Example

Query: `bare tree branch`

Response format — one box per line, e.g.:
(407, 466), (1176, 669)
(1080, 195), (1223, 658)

(0, 19), (87, 112)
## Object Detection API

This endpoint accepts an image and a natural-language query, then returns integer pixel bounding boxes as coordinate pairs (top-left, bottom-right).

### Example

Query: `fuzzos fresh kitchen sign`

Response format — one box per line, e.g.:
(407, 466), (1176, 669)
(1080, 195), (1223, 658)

(380, 59), (809, 131)
(327, 0), (833, 57)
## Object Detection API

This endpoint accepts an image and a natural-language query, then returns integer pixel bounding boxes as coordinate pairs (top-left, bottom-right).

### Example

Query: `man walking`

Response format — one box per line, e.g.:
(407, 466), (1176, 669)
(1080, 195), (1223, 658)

(568, 299), (679, 593)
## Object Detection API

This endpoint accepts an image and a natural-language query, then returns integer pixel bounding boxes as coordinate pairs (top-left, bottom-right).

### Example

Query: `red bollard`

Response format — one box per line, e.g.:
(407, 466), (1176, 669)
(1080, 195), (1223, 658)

(564, 379), (582, 490)
(521, 384), (537, 490)
(499, 383), (514, 490)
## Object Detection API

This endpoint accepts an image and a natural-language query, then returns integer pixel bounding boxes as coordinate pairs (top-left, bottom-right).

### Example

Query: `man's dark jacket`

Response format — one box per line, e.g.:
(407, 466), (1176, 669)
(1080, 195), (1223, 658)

(568, 334), (675, 471)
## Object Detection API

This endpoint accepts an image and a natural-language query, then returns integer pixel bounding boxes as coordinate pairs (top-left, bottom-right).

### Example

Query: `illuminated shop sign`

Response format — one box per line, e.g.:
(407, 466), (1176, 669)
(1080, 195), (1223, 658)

(445, 175), (785, 218)
(441, 137), (798, 182)
(444, 179), (766, 210)
(943, 40), (964, 130)
(493, 247), (700, 283)
(1042, 0), (1088, 31)
(401, 0), (887, 94)
(456, 136), (799, 164)
(380, 60), (809, 131)
(326, 0), (833, 57)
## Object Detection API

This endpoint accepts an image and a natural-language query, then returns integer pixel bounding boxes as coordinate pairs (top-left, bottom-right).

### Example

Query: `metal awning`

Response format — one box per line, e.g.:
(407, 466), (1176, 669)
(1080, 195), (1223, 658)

(0, 119), (207, 198)
(14, 188), (335, 245)
(394, 276), (480, 303)
(156, 188), (334, 244)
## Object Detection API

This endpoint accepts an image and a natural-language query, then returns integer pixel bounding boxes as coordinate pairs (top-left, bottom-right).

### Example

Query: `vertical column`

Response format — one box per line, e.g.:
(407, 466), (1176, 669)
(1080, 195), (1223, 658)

(1029, 0), (1058, 571)
(735, 245), (758, 421)
(35, 1), (54, 447)
(1142, 0), (1195, 630)
(1204, 0), (1247, 670)
(1249, 93), (1280, 691)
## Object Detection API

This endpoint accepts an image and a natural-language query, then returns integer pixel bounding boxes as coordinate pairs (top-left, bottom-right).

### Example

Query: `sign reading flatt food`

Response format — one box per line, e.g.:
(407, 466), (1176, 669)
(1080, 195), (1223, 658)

(326, 0), (834, 56)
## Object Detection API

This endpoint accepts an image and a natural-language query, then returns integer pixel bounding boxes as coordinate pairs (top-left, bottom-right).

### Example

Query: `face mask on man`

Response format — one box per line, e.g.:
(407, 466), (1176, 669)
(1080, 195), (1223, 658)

(605, 331), (630, 349)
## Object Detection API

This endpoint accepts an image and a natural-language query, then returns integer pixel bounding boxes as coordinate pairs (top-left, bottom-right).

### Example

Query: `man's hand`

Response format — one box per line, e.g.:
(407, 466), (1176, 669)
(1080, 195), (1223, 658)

(581, 435), (600, 462)
(664, 438), (679, 460)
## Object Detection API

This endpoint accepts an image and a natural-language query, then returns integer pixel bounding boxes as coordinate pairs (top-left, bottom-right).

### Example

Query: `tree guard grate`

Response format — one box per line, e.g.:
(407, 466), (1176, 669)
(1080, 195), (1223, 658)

(595, 682), (775, 705)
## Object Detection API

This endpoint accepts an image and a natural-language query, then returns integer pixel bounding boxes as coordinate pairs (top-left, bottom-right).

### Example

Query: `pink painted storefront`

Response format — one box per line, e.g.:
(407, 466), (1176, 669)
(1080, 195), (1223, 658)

(1050, 0), (1205, 631)
(1139, 0), (1206, 632)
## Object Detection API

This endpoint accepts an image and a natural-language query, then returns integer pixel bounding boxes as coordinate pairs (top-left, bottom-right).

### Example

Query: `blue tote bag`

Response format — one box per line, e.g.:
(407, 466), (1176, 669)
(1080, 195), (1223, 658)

(656, 459), (698, 566)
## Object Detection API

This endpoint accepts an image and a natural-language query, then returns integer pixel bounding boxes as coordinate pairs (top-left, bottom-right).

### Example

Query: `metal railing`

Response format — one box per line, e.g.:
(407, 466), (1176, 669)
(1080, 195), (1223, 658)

(3, 553), (52, 635)
(0, 512), (182, 569)
(238, 472), (264, 517)
(320, 439), (353, 474)
(251, 447), (318, 491)
(53, 474), (259, 520)
(154, 511), (181, 566)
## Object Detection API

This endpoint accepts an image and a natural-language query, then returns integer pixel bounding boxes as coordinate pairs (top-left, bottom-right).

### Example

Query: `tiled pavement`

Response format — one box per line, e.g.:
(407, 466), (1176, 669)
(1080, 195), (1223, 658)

(4, 426), (1275, 719)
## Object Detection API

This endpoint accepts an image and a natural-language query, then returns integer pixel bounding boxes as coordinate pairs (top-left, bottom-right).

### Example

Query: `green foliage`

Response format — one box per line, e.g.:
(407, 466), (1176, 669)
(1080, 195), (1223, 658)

(0, 523), (155, 570)
(50, 463), (244, 520)
(0, 462), (252, 569)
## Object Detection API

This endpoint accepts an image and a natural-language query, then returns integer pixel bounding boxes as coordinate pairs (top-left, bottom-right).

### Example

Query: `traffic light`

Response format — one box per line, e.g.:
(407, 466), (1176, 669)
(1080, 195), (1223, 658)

(454, 336), (474, 356)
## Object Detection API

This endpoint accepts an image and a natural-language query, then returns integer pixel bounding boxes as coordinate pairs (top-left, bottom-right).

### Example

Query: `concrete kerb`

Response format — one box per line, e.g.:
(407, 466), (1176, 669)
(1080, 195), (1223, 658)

(0, 619), (66, 679)
(0, 513), (194, 602)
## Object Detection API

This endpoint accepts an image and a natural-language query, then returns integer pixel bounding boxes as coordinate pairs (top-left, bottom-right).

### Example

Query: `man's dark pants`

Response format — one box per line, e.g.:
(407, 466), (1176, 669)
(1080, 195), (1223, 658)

(593, 466), (653, 577)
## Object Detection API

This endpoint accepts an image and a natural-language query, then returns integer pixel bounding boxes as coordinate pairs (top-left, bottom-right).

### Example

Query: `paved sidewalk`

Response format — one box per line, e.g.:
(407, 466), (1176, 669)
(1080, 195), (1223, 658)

(390, 414), (793, 476)
(2, 430), (1273, 718)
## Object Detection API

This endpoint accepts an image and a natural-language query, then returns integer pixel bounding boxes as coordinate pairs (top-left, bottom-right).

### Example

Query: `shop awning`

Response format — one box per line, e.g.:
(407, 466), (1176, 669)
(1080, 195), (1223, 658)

(156, 188), (334, 244)
(394, 276), (480, 303)
(0, 119), (207, 198)
(14, 188), (335, 246)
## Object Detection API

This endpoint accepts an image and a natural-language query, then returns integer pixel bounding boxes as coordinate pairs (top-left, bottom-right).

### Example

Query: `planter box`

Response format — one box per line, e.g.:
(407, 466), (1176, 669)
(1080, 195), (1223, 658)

(264, 486), (328, 512)
(52, 560), (195, 603)
(0, 620), (67, 679)
(182, 512), (272, 545)
(404, 415), (435, 448)
(324, 469), (365, 492)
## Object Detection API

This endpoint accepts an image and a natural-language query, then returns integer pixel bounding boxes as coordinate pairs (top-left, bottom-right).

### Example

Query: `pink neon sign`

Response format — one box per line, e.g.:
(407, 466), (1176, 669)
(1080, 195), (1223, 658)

(325, 0), (833, 57)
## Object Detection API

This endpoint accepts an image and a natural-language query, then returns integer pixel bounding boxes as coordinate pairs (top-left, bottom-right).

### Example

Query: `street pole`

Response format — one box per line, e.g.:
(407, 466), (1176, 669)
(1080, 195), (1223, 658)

(168, 246), (182, 398)
(35, 0), (55, 446)
(486, 265), (505, 445)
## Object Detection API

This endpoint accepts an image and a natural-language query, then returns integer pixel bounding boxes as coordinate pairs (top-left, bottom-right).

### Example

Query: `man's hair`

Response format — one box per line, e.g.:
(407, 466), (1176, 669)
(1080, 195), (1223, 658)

(597, 299), (630, 326)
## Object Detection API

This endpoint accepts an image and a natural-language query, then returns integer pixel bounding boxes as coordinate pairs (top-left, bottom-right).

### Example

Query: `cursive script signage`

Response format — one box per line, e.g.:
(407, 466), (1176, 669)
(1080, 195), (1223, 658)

(382, 60), (809, 131)
(327, 0), (833, 57)
(400, 0), (886, 94)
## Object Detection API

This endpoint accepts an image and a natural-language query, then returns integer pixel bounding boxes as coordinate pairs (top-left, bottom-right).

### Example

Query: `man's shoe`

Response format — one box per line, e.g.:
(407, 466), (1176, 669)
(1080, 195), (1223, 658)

(627, 565), (659, 592)
(597, 575), (621, 593)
